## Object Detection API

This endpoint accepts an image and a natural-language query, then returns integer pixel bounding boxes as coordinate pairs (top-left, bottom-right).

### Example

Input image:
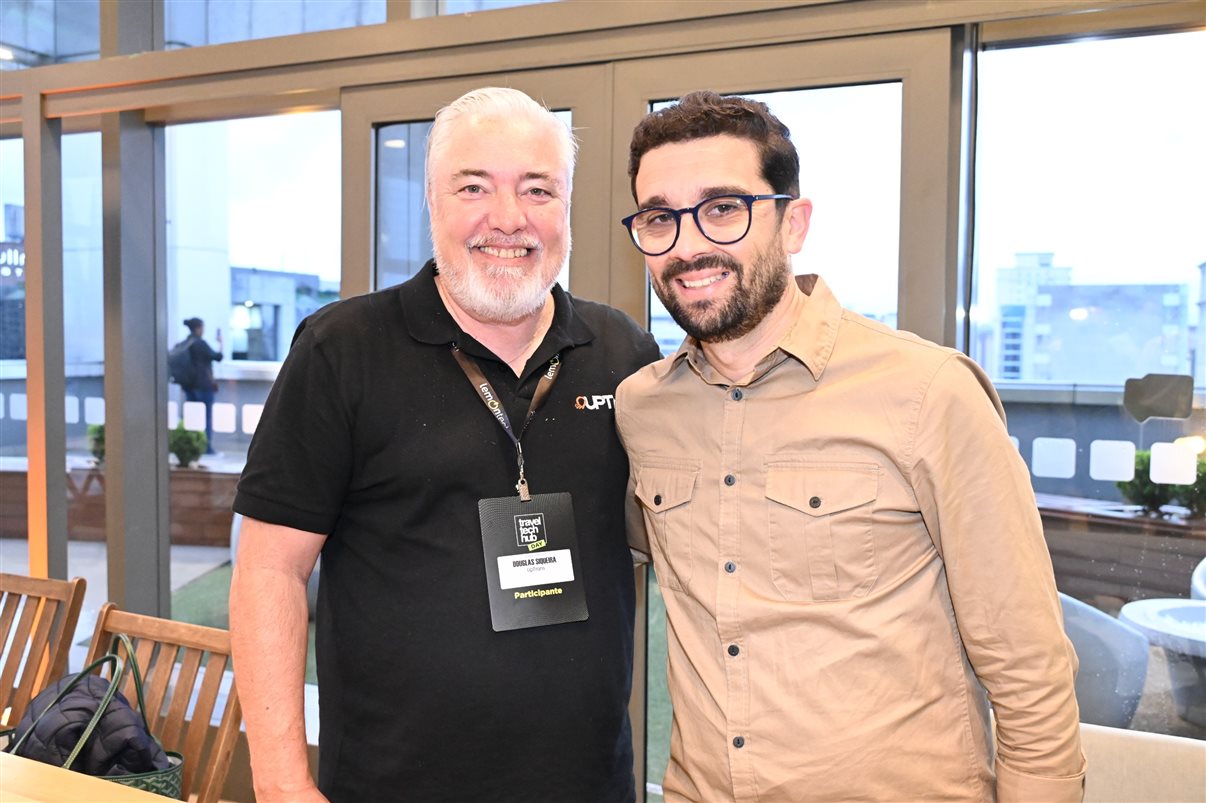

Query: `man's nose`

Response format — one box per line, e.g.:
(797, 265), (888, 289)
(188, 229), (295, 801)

(488, 190), (527, 233)
(665, 212), (714, 262)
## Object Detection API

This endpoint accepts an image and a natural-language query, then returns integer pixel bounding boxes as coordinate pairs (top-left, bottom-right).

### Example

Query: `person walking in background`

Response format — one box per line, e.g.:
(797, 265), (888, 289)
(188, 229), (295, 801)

(180, 317), (223, 455)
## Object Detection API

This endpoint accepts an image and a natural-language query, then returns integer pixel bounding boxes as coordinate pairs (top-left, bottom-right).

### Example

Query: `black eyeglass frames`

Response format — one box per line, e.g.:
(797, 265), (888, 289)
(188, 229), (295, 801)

(620, 193), (795, 257)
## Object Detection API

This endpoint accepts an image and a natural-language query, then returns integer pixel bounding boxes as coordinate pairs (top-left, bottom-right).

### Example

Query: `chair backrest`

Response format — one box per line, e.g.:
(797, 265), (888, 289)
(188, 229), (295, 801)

(0, 573), (87, 729)
(1059, 592), (1149, 729)
(85, 602), (242, 803)
(1191, 555), (1206, 600)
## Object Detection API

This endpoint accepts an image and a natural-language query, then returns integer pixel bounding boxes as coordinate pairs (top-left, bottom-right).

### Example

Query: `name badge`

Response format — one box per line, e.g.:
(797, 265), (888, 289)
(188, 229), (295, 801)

(479, 492), (589, 631)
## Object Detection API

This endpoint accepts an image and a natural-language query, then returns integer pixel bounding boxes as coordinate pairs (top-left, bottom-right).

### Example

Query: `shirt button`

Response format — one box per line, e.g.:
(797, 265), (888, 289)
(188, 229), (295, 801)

(730, 388), (744, 401)
(809, 495), (822, 509)
(733, 736), (745, 749)
(724, 561), (737, 573)
(724, 474), (737, 486)
(653, 494), (662, 506)
(727, 644), (740, 657)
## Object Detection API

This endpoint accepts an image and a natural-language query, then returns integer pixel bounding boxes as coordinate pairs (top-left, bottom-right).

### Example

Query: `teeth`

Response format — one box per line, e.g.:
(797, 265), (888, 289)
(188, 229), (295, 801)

(680, 273), (727, 289)
(480, 246), (529, 259)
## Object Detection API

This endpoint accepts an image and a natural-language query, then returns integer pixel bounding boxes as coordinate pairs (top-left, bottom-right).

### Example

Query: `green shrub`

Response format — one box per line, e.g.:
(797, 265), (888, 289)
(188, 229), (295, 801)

(1173, 456), (1206, 519)
(87, 423), (105, 463)
(1116, 450), (1178, 515)
(169, 421), (207, 468)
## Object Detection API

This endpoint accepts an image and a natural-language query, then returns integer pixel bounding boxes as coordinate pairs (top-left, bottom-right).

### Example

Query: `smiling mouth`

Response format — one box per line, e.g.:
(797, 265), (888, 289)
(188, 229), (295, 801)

(678, 272), (730, 289)
(478, 246), (532, 259)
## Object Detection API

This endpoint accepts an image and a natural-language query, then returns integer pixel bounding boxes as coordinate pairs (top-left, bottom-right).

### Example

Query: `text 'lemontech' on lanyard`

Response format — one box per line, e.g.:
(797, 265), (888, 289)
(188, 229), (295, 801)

(451, 345), (561, 502)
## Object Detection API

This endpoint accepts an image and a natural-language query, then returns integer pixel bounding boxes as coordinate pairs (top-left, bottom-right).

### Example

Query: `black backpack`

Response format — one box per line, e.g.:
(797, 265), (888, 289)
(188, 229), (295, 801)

(167, 337), (196, 387)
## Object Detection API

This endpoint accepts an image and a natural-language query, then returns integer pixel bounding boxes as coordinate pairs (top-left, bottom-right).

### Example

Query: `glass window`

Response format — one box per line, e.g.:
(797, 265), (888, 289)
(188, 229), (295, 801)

(164, 112), (340, 660)
(647, 84), (902, 355)
(0, 137), (28, 585)
(971, 30), (1206, 740)
(0, 132), (109, 651)
(165, 0), (385, 49)
(411, 0), (560, 18)
(61, 132), (107, 650)
(0, 0), (100, 69)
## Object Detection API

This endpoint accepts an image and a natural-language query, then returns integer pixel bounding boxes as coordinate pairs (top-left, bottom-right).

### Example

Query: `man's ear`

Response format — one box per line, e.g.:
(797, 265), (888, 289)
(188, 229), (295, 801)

(782, 198), (812, 255)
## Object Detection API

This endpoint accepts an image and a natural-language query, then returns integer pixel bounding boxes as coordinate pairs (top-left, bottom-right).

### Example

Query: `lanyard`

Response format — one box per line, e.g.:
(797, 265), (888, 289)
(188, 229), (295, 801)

(451, 345), (561, 502)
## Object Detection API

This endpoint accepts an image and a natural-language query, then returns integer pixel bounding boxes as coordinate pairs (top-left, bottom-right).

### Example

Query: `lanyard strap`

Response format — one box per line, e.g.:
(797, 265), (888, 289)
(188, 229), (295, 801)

(451, 345), (561, 501)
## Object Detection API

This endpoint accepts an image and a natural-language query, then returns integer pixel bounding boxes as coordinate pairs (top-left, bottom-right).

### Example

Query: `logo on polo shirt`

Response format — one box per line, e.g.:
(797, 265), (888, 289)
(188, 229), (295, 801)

(514, 513), (548, 552)
(575, 394), (615, 411)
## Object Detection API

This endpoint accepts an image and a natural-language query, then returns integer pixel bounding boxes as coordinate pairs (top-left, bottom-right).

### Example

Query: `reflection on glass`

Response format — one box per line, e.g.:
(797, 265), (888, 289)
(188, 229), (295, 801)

(374, 110), (572, 291)
(973, 30), (1206, 741)
(165, 0), (386, 49)
(165, 111), (341, 626)
(61, 133), (108, 635)
(413, 0), (560, 17)
(0, 132), (108, 639)
(0, 138), (26, 459)
(0, 1), (100, 70)
(376, 121), (435, 290)
(645, 84), (903, 355)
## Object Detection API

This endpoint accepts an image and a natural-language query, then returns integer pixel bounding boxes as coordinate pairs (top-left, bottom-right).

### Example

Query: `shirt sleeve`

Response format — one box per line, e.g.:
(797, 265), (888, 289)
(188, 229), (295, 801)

(234, 319), (354, 535)
(614, 378), (651, 559)
(909, 353), (1086, 801)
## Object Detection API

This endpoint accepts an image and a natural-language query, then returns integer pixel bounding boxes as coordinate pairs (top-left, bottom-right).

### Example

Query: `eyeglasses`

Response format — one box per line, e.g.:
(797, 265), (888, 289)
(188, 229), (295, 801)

(620, 194), (795, 257)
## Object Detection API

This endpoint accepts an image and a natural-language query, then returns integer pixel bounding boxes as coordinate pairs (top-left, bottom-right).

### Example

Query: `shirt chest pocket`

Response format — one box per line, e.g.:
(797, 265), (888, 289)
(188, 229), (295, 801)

(765, 462), (879, 602)
(634, 462), (699, 594)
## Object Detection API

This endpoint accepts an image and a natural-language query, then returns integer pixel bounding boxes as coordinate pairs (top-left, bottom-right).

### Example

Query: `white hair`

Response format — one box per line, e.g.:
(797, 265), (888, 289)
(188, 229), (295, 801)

(424, 86), (578, 204)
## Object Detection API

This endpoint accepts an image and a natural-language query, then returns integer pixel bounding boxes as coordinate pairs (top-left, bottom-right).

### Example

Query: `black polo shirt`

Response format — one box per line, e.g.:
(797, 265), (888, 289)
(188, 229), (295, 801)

(234, 261), (661, 803)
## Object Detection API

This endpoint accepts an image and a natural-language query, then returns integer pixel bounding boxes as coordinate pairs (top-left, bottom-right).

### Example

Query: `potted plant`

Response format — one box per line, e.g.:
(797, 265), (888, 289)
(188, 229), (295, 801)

(1116, 450), (1179, 516)
(1173, 456), (1206, 519)
(87, 423), (105, 464)
(169, 421), (207, 468)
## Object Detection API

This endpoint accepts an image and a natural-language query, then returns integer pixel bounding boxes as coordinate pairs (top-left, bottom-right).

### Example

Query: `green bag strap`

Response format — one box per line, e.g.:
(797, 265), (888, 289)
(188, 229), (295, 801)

(66, 634), (158, 770)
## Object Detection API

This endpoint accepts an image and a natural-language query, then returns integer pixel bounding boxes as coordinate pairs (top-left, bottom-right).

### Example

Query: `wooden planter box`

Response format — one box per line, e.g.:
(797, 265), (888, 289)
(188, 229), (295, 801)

(0, 465), (238, 547)
(1038, 493), (1206, 604)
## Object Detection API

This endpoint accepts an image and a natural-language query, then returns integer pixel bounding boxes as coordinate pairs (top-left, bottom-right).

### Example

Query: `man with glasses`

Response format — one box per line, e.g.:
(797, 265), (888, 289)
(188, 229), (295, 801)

(616, 91), (1085, 802)
(230, 87), (659, 802)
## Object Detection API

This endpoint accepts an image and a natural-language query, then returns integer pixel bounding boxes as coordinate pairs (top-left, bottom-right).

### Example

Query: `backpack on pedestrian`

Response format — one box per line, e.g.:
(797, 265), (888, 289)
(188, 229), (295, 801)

(167, 337), (197, 388)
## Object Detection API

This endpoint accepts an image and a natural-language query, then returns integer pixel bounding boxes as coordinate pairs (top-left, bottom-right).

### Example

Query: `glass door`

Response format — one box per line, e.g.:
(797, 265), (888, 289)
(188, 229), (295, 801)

(611, 28), (957, 800)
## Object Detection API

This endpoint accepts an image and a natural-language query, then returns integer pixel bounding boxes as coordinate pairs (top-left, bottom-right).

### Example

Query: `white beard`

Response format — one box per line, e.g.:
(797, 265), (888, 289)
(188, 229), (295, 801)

(434, 235), (569, 324)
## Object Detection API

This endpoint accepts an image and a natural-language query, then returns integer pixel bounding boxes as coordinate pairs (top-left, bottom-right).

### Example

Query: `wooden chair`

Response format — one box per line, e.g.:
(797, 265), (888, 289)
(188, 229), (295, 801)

(0, 573), (87, 729)
(85, 602), (243, 803)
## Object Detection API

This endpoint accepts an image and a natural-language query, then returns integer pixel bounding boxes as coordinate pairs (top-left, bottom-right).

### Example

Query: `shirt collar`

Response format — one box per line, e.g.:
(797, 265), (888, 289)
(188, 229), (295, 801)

(401, 259), (595, 371)
(652, 273), (842, 384)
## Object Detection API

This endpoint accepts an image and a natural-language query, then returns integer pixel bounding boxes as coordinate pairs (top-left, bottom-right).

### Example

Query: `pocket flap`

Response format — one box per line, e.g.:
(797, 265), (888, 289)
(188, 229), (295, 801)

(766, 463), (877, 517)
(635, 464), (699, 512)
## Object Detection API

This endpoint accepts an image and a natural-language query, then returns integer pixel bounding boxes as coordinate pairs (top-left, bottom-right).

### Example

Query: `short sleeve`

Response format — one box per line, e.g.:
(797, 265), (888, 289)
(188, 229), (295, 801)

(234, 319), (354, 535)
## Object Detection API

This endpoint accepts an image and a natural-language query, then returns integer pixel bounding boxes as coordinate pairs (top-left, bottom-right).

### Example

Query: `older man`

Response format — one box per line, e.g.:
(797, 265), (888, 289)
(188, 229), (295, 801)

(616, 91), (1085, 802)
(231, 87), (659, 802)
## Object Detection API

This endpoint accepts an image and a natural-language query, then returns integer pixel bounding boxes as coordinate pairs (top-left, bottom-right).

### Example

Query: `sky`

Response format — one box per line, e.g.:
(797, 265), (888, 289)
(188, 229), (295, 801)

(973, 31), (1206, 315)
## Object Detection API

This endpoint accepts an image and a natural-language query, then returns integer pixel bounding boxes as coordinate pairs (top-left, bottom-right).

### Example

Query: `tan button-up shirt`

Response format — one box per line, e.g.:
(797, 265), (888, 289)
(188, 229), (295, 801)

(616, 275), (1085, 802)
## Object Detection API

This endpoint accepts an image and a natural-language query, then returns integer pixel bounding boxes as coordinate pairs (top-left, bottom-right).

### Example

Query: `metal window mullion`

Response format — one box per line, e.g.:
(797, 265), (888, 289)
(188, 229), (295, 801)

(100, 0), (171, 617)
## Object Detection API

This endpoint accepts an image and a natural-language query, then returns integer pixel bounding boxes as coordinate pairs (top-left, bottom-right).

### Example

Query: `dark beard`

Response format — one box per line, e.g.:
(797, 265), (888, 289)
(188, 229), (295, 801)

(653, 248), (790, 343)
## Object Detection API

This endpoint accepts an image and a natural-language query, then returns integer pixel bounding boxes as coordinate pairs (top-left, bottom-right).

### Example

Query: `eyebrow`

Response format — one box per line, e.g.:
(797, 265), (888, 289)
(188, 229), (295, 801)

(639, 185), (751, 210)
(451, 168), (563, 185)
